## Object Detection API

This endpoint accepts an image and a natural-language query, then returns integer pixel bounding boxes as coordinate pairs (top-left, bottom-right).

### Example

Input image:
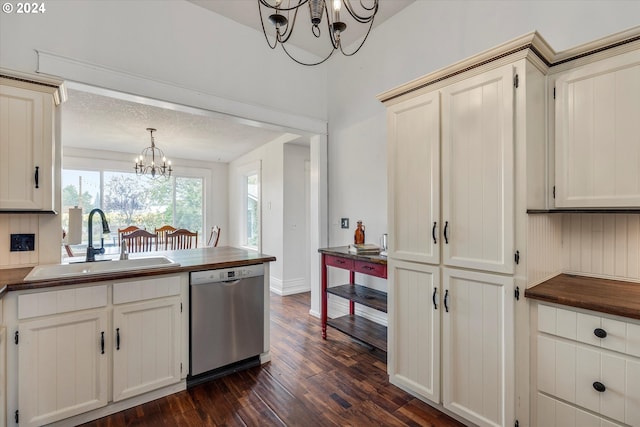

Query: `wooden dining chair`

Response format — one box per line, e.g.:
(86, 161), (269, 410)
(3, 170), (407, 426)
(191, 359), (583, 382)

(155, 225), (177, 250)
(121, 229), (158, 253)
(207, 225), (221, 247)
(167, 228), (198, 250)
(117, 225), (142, 246)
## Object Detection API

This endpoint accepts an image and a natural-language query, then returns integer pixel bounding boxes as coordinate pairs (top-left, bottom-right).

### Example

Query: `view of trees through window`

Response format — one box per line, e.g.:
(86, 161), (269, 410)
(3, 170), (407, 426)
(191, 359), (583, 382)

(246, 173), (259, 249)
(62, 169), (203, 251)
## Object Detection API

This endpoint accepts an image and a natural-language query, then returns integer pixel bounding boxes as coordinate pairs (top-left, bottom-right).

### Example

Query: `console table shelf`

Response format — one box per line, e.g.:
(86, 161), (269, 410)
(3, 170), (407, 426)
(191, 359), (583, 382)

(327, 315), (387, 352)
(319, 246), (388, 352)
(327, 284), (387, 312)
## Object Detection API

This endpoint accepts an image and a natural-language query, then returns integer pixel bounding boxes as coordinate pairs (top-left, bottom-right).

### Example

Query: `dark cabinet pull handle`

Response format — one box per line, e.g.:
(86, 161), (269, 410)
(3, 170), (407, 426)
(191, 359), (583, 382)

(593, 381), (606, 393)
(444, 221), (449, 244)
(432, 222), (437, 244)
(444, 289), (449, 312)
(363, 265), (374, 270)
(116, 328), (120, 350)
(336, 259), (345, 264)
(432, 287), (438, 310)
(34, 166), (39, 189)
(594, 328), (607, 339)
(100, 331), (105, 354)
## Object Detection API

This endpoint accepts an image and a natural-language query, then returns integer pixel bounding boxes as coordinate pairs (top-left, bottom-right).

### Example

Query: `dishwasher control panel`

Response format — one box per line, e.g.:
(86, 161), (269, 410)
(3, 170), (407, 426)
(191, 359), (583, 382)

(190, 263), (264, 285)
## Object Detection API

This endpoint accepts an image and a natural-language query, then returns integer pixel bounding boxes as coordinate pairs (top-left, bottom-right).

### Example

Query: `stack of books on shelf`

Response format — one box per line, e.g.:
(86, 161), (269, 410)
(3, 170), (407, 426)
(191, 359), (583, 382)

(348, 243), (381, 255)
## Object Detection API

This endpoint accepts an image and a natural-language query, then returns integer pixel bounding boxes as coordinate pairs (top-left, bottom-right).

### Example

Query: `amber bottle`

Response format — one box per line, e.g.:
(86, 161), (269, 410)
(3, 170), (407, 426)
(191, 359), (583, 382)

(354, 221), (365, 244)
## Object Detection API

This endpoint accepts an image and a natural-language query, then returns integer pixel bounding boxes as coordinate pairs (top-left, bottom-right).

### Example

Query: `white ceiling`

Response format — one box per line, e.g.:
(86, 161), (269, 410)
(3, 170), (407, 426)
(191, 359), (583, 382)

(189, 0), (414, 57)
(62, 0), (414, 164)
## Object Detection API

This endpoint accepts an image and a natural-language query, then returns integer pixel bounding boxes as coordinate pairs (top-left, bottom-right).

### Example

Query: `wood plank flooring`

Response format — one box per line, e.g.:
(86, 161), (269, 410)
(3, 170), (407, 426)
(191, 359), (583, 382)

(81, 292), (465, 427)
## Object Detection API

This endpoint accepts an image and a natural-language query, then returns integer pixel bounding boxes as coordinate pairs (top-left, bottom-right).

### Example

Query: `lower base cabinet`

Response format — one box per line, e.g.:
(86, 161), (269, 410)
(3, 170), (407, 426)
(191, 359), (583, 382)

(389, 262), (515, 427)
(18, 308), (109, 427)
(534, 303), (640, 427)
(113, 296), (181, 402)
(15, 276), (183, 427)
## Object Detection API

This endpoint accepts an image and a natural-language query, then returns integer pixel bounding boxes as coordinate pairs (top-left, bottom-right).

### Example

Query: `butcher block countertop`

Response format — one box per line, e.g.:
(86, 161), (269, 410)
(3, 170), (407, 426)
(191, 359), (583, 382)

(525, 273), (640, 321)
(0, 246), (276, 297)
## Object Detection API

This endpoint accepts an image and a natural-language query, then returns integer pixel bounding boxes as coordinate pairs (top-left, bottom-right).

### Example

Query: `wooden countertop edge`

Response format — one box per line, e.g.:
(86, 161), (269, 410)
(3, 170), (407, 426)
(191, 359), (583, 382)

(318, 246), (388, 265)
(0, 247), (276, 295)
(525, 273), (640, 321)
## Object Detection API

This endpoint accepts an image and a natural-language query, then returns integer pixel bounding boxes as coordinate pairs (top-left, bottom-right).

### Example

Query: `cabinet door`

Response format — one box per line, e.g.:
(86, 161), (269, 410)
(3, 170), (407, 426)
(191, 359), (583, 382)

(18, 309), (108, 427)
(0, 81), (55, 210)
(554, 49), (640, 207)
(442, 268), (514, 427)
(388, 260), (440, 403)
(387, 91), (440, 264)
(112, 296), (181, 402)
(441, 65), (515, 274)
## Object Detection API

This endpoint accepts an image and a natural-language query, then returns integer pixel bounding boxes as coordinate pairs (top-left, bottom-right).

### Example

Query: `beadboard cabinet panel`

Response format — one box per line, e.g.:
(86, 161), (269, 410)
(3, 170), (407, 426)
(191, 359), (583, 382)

(388, 260), (440, 403)
(553, 49), (640, 207)
(387, 91), (440, 264)
(441, 65), (515, 274)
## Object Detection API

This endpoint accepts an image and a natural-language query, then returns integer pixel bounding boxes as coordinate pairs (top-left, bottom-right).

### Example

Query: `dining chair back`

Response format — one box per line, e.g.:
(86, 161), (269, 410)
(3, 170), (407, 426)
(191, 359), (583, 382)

(207, 225), (221, 247)
(167, 228), (198, 250)
(155, 225), (177, 250)
(118, 225), (142, 246)
(121, 229), (158, 253)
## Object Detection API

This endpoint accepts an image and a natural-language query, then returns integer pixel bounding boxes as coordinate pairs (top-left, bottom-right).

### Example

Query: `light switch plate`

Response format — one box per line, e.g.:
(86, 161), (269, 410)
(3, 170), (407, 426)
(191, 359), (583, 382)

(341, 218), (349, 229)
(10, 234), (35, 252)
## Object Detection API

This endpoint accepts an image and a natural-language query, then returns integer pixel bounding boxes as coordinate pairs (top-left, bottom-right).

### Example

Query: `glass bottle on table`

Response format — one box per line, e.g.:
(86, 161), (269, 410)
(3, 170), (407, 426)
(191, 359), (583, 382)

(354, 220), (365, 244)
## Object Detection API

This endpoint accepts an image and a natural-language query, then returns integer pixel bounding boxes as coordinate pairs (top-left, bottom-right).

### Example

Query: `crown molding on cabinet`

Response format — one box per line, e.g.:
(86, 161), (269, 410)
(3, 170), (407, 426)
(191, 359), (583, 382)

(0, 67), (66, 105)
(377, 25), (640, 104)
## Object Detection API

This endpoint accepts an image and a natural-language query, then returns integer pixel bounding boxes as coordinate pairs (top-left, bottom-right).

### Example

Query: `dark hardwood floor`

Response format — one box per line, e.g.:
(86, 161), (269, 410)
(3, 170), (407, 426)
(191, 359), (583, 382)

(81, 292), (465, 427)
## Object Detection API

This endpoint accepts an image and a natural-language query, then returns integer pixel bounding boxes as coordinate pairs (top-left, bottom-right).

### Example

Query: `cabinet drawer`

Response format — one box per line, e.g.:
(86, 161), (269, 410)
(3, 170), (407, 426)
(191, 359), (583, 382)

(324, 255), (354, 271)
(537, 335), (640, 425)
(538, 304), (640, 358)
(354, 260), (387, 278)
(536, 393), (624, 427)
(18, 285), (108, 320)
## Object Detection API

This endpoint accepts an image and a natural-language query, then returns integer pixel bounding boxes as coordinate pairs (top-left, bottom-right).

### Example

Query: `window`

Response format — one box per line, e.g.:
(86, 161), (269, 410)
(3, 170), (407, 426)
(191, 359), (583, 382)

(62, 168), (203, 254)
(246, 172), (259, 249)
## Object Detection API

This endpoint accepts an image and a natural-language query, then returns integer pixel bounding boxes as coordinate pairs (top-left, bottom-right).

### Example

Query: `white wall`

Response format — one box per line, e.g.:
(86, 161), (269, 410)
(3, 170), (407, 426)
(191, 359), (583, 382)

(325, 0), (640, 256)
(283, 143), (311, 294)
(0, 0), (327, 121)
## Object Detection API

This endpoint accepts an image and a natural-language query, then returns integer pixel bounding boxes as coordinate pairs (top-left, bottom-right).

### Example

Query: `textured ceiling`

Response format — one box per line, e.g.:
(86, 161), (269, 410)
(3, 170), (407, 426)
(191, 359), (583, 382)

(62, 88), (293, 164)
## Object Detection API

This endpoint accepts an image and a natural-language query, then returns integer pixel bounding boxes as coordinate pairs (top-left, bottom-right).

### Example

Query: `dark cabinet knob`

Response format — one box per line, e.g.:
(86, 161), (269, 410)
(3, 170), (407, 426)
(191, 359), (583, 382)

(593, 381), (606, 393)
(594, 328), (607, 339)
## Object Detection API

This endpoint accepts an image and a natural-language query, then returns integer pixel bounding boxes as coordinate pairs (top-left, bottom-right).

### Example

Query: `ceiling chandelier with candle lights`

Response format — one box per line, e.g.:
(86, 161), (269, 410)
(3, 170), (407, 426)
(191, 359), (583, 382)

(134, 128), (172, 179)
(258, 0), (379, 66)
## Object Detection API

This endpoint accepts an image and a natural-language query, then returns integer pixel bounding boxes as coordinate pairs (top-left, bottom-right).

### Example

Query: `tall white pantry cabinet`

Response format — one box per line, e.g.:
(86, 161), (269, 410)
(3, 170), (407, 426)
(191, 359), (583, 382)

(380, 33), (548, 427)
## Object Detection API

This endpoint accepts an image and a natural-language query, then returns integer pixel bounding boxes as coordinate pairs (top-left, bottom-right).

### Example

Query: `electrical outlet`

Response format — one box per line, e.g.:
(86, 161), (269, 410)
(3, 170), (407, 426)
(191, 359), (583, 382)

(341, 218), (349, 229)
(11, 234), (35, 252)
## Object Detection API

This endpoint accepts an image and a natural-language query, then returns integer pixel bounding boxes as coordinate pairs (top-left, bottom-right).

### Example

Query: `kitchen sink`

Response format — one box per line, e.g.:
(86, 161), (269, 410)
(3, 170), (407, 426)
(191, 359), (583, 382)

(24, 256), (180, 281)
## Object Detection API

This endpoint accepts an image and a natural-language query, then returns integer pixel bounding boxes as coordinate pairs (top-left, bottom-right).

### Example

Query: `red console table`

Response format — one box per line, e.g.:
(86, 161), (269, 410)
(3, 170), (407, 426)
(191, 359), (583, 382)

(318, 246), (388, 352)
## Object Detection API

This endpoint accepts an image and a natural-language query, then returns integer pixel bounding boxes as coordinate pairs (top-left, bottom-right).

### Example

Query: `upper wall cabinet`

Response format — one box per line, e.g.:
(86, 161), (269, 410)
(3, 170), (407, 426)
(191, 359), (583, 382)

(552, 49), (640, 208)
(0, 76), (61, 212)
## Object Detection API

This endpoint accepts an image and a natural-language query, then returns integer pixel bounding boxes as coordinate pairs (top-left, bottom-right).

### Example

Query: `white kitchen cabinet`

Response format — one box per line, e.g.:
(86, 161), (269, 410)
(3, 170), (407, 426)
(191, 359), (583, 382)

(0, 77), (59, 211)
(537, 393), (624, 427)
(12, 275), (183, 426)
(112, 275), (182, 402)
(441, 65), (515, 274)
(534, 303), (640, 426)
(388, 260), (440, 403)
(112, 296), (181, 402)
(381, 30), (550, 425)
(18, 306), (109, 427)
(442, 268), (514, 427)
(552, 49), (640, 208)
(387, 91), (440, 265)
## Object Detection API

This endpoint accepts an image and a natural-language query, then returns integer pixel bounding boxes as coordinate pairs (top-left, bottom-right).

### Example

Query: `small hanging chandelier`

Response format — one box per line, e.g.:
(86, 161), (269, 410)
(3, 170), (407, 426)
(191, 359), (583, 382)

(258, 0), (379, 66)
(134, 128), (172, 179)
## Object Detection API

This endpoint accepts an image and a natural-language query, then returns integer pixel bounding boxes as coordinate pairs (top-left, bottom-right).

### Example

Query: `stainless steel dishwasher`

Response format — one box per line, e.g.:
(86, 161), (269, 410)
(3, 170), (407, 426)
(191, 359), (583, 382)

(189, 263), (264, 385)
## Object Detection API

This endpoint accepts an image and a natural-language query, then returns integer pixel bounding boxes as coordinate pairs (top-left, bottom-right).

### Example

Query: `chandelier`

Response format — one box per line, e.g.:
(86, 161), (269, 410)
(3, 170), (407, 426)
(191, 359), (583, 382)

(134, 128), (172, 179)
(258, 0), (379, 66)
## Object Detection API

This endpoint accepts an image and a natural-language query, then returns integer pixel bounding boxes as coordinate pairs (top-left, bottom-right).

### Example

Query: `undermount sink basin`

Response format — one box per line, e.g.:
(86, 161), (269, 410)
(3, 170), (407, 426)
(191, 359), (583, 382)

(24, 256), (180, 281)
